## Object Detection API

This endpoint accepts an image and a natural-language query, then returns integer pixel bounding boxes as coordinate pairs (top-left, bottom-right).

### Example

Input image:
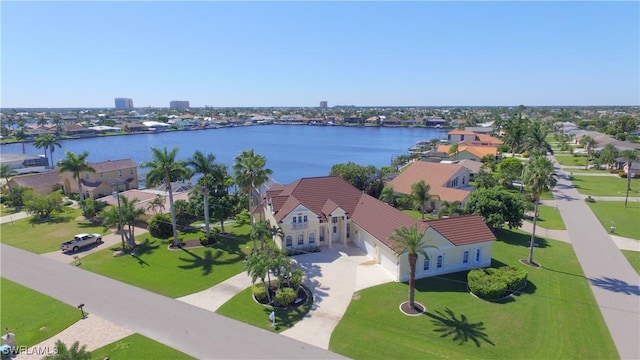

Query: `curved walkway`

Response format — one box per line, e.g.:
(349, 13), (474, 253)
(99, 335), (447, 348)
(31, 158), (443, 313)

(550, 156), (640, 360)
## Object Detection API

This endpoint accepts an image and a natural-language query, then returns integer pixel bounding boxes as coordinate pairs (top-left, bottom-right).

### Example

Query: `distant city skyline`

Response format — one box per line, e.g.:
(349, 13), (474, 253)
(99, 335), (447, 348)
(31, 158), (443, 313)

(1, 2), (638, 108)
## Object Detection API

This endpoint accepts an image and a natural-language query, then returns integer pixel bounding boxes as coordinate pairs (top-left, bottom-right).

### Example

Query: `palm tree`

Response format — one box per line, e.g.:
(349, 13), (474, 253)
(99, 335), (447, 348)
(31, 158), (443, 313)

(379, 185), (396, 205)
(0, 164), (17, 191)
(523, 156), (557, 265)
(251, 220), (272, 251)
(524, 122), (552, 157)
(270, 225), (285, 248)
(120, 196), (146, 248)
(33, 134), (62, 168)
(580, 135), (597, 170)
(233, 149), (273, 251)
(620, 150), (638, 207)
(44, 340), (91, 360)
(14, 127), (27, 154)
(142, 147), (189, 247)
(57, 151), (95, 213)
(147, 194), (166, 214)
(390, 225), (438, 309)
(447, 143), (459, 160)
(429, 138), (440, 151)
(244, 251), (272, 302)
(438, 200), (462, 218)
(187, 150), (220, 240)
(411, 180), (432, 220)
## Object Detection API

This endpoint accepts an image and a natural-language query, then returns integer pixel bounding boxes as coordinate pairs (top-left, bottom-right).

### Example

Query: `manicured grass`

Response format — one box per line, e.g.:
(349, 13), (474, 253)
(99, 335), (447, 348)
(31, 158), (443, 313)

(586, 201), (640, 240)
(216, 286), (313, 333)
(0, 208), (108, 253)
(0, 278), (80, 347)
(402, 209), (440, 220)
(0, 204), (19, 216)
(554, 154), (587, 167)
(524, 205), (565, 230)
(572, 175), (640, 197)
(538, 190), (554, 200)
(90, 333), (196, 360)
(79, 225), (253, 298)
(330, 230), (617, 359)
(621, 250), (640, 275)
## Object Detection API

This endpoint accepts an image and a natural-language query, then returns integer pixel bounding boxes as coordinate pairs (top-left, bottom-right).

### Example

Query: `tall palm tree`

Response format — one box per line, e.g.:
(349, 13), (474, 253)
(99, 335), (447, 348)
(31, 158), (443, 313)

(14, 127), (27, 154)
(233, 149), (273, 250)
(243, 251), (272, 302)
(411, 180), (432, 220)
(187, 150), (220, 240)
(620, 150), (638, 207)
(270, 225), (285, 248)
(524, 122), (552, 157)
(142, 147), (189, 247)
(390, 225), (438, 309)
(147, 194), (166, 214)
(580, 135), (597, 170)
(58, 151), (95, 213)
(120, 196), (146, 248)
(33, 134), (62, 168)
(43, 340), (91, 360)
(523, 156), (557, 265)
(0, 164), (17, 191)
(251, 220), (272, 251)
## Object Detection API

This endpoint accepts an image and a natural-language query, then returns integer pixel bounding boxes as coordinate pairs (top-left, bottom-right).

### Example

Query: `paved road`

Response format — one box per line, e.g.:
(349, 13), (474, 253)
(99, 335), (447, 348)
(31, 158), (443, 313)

(1, 244), (345, 360)
(551, 157), (640, 360)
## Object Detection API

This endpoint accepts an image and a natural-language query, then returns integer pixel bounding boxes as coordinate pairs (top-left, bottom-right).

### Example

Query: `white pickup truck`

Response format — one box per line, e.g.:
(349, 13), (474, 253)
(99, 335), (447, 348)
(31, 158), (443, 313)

(60, 233), (102, 252)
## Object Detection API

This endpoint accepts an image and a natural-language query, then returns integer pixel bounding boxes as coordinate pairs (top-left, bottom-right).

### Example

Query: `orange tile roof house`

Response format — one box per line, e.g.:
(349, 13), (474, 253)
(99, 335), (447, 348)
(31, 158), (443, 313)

(447, 129), (503, 146)
(387, 161), (473, 210)
(262, 176), (495, 281)
(437, 143), (498, 162)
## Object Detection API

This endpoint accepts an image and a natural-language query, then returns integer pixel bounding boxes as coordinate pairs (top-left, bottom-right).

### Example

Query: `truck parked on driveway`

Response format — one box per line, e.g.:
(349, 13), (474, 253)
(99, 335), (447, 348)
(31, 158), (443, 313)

(60, 233), (103, 252)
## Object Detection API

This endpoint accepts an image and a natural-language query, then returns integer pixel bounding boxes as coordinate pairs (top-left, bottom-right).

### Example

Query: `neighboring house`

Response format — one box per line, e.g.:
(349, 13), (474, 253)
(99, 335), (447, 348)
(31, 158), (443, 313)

(387, 161), (473, 211)
(9, 171), (63, 195)
(62, 124), (98, 137)
(142, 121), (171, 132)
(382, 117), (403, 127)
(447, 129), (503, 146)
(437, 143), (498, 162)
(262, 176), (495, 282)
(97, 183), (192, 221)
(444, 159), (485, 180)
(59, 158), (139, 198)
(87, 125), (122, 134)
(119, 122), (148, 133)
(0, 153), (50, 174)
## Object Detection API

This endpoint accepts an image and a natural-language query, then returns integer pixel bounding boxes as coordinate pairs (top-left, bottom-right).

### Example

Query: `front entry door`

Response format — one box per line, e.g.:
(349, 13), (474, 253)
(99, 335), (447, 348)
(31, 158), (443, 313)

(331, 217), (340, 242)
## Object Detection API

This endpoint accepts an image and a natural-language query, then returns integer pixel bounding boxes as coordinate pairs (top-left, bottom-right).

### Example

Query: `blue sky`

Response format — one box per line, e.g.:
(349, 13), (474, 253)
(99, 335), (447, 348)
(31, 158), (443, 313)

(1, 1), (638, 108)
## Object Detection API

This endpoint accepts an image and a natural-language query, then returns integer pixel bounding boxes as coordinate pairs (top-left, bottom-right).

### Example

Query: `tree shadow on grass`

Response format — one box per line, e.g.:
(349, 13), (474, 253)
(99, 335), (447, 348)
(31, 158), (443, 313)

(214, 234), (249, 256)
(414, 272), (469, 294)
(178, 248), (242, 276)
(426, 308), (495, 347)
(134, 239), (160, 256)
(499, 229), (549, 249)
(589, 277), (640, 296)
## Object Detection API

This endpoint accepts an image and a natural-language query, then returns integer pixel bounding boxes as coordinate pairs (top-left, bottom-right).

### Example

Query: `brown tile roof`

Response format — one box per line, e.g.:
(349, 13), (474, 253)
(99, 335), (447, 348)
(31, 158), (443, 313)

(270, 176), (363, 223)
(425, 215), (496, 246)
(11, 171), (61, 188)
(89, 159), (137, 173)
(447, 129), (503, 145)
(387, 161), (471, 202)
(351, 193), (426, 249)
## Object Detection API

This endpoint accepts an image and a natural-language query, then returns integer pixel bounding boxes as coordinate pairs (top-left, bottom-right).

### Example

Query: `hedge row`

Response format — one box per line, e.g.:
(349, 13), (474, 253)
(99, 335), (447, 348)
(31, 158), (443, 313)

(467, 266), (527, 300)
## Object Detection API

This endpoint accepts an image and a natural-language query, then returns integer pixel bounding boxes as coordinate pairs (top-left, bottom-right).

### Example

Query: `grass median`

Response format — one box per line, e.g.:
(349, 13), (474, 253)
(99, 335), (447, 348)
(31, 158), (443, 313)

(586, 201), (640, 240)
(329, 229), (617, 359)
(524, 204), (566, 230)
(572, 175), (640, 197)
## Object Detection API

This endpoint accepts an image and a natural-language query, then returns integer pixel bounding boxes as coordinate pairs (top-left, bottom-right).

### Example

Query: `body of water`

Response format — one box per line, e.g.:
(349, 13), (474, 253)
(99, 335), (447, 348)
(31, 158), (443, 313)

(2, 125), (449, 184)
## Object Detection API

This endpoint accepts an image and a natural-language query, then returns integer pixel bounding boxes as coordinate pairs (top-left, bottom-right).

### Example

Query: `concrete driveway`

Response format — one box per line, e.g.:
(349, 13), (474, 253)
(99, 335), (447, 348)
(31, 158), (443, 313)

(280, 244), (395, 349)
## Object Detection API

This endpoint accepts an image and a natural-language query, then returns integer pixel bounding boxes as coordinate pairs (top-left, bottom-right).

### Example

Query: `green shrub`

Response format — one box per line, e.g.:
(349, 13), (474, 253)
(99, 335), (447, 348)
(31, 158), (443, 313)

(467, 266), (528, 300)
(521, 151), (530, 158)
(252, 284), (267, 302)
(273, 287), (297, 307)
(148, 213), (173, 239)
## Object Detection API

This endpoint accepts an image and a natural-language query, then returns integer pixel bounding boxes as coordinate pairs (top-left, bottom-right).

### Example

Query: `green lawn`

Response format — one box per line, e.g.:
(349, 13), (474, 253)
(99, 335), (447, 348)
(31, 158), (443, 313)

(587, 201), (640, 240)
(402, 209), (442, 220)
(572, 175), (640, 197)
(538, 190), (554, 200)
(0, 278), (80, 348)
(0, 204), (19, 216)
(554, 154), (587, 167)
(621, 250), (640, 275)
(524, 205), (566, 230)
(90, 333), (196, 360)
(79, 225), (253, 298)
(216, 286), (313, 333)
(330, 230), (617, 359)
(0, 208), (108, 253)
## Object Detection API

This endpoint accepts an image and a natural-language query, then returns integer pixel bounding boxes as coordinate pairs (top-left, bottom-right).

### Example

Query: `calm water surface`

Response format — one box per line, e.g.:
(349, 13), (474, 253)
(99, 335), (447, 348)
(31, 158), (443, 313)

(2, 126), (448, 184)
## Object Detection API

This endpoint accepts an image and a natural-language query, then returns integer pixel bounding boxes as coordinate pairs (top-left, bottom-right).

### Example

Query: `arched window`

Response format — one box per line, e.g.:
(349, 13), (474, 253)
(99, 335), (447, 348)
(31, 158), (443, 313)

(285, 235), (292, 247)
(309, 232), (316, 244)
(437, 255), (444, 269)
(463, 251), (469, 264)
(297, 234), (304, 245)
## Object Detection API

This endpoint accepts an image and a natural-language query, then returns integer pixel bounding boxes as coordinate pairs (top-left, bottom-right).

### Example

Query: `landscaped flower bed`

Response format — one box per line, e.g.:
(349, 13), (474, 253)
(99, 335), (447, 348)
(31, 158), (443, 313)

(467, 266), (528, 300)
(252, 283), (310, 309)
